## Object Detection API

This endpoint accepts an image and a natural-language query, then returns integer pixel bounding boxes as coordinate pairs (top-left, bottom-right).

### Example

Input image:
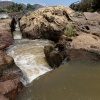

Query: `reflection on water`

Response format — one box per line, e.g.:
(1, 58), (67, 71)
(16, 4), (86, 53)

(6, 39), (54, 84)
(16, 61), (100, 100)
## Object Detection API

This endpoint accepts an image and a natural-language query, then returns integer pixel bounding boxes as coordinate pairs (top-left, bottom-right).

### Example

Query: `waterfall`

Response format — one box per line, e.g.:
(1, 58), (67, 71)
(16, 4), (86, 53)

(7, 39), (54, 85)
(13, 18), (22, 40)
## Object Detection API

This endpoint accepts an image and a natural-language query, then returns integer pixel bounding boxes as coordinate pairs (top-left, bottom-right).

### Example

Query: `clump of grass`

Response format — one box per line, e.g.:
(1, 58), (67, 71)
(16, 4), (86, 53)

(64, 24), (76, 37)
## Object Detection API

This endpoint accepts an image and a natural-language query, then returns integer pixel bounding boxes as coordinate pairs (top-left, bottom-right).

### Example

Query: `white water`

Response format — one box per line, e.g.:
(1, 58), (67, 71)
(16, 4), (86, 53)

(13, 22), (22, 39)
(7, 39), (54, 85)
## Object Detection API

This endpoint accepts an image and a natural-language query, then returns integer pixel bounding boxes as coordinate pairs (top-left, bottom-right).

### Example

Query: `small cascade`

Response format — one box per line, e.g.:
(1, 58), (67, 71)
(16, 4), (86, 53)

(7, 39), (54, 85)
(13, 18), (22, 39)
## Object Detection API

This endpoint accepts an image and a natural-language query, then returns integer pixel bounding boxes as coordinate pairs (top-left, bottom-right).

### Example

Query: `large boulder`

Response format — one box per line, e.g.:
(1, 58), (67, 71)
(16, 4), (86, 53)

(20, 5), (74, 41)
(0, 18), (13, 49)
(44, 45), (66, 69)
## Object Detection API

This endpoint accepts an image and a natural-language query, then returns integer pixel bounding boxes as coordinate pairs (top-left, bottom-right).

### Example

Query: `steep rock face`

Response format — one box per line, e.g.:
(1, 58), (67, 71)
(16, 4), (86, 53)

(20, 5), (74, 41)
(0, 18), (13, 49)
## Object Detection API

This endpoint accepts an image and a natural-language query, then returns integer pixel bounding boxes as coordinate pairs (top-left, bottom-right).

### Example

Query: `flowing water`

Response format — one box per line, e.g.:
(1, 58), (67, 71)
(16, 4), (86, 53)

(13, 21), (22, 39)
(16, 61), (100, 100)
(6, 26), (100, 100)
(7, 39), (54, 84)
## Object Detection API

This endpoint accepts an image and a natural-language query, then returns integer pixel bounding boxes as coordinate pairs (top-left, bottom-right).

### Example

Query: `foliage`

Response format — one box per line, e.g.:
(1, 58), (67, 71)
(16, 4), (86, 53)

(6, 3), (24, 12)
(26, 4), (43, 11)
(70, 0), (100, 12)
(64, 25), (76, 37)
(0, 8), (5, 12)
(26, 4), (35, 11)
(0, 3), (43, 13)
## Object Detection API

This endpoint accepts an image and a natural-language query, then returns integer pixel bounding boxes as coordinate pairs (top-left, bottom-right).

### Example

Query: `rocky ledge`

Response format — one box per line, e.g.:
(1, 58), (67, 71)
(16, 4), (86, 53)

(44, 44), (100, 68)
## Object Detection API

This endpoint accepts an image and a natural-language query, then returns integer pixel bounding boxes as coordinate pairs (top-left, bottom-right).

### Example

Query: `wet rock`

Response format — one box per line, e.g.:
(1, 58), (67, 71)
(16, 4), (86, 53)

(20, 5), (74, 41)
(0, 50), (22, 81)
(0, 50), (23, 100)
(0, 50), (14, 76)
(44, 43), (100, 68)
(65, 49), (100, 62)
(0, 18), (13, 49)
(0, 80), (23, 100)
(44, 45), (66, 68)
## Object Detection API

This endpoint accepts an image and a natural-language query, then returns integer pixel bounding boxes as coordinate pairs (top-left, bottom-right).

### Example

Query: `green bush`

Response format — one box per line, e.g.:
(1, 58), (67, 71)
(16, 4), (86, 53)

(64, 25), (76, 37)
(70, 0), (100, 12)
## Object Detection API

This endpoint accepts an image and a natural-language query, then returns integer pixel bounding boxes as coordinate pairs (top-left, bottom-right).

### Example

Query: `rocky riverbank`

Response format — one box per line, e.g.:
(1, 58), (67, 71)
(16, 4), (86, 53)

(0, 15), (24, 99)
(19, 5), (100, 68)
(0, 5), (100, 100)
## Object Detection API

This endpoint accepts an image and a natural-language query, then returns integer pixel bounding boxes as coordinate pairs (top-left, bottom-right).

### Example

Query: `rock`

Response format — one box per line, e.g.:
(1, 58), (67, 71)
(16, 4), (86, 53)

(0, 80), (23, 100)
(70, 34), (100, 54)
(71, 12), (100, 36)
(0, 18), (13, 49)
(8, 12), (25, 20)
(44, 44), (100, 68)
(0, 50), (23, 100)
(0, 50), (14, 76)
(0, 94), (7, 100)
(83, 12), (100, 22)
(0, 50), (22, 81)
(65, 49), (100, 62)
(20, 5), (74, 41)
(44, 45), (66, 68)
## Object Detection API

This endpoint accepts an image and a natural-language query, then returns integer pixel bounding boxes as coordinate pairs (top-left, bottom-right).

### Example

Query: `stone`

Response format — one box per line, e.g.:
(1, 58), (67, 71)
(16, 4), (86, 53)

(44, 45), (66, 68)
(65, 49), (100, 62)
(0, 80), (23, 100)
(0, 50), (23, 100)
(0, 18), (13, 49)
(70, 34), (100, 54)
(20, 5), (74, 41)
(44, 44), (100, 68)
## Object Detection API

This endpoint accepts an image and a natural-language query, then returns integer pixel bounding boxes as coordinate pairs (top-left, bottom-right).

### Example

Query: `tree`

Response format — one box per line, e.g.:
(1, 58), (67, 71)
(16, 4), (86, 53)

(70, 0), (100, 12)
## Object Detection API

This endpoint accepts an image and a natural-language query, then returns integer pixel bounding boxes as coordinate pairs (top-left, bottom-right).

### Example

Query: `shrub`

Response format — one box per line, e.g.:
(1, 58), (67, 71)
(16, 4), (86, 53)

(64, 25), (76, 37)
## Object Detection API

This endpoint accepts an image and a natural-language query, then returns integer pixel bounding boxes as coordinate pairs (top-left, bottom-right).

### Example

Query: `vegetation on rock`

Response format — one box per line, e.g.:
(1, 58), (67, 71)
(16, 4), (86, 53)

(64, 24), (76, 37)
(70, 0), (100, 12)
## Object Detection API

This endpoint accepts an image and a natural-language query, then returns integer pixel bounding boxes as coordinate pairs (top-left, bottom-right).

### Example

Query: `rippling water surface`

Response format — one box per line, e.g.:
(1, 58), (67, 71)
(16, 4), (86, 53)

(6, 37), (100, 100)
(16, 61), (100, 100)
